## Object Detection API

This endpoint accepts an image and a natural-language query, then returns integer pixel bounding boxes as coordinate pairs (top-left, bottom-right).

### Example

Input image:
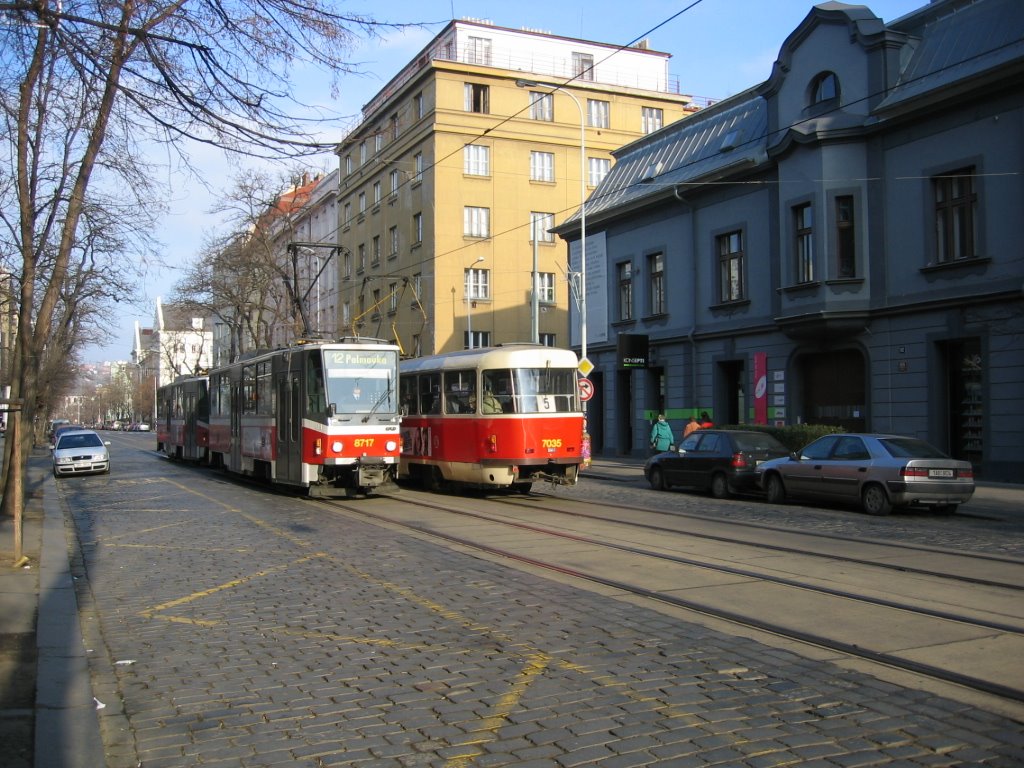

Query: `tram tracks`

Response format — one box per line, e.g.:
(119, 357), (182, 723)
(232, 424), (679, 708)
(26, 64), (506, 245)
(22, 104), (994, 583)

(320, 488), (1024, 715)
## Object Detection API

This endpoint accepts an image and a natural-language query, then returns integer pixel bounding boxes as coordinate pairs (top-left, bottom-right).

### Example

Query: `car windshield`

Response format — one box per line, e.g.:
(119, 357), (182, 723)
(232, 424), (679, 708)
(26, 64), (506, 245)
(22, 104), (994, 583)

(57, 433), (103, 449)
(732, 433), (786, 452)
(879, 437), (949, 459)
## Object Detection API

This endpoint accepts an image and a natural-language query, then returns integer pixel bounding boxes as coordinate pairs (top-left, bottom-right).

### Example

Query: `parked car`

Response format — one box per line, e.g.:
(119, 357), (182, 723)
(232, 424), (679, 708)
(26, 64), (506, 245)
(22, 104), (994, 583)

(51, 429), (111, 478)
(644, 429), (790, 498)
(757, 433), (974, 516)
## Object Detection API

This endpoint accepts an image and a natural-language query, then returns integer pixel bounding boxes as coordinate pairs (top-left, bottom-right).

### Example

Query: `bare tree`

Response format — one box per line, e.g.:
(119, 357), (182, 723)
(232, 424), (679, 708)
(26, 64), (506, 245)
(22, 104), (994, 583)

(173, 167), (325, 361)
(0, 0), (416, 557)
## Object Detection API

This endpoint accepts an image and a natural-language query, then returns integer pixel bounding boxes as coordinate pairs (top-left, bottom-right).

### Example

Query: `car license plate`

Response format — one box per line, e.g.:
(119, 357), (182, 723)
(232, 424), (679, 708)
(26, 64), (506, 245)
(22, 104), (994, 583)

(929, 469), (954, 478)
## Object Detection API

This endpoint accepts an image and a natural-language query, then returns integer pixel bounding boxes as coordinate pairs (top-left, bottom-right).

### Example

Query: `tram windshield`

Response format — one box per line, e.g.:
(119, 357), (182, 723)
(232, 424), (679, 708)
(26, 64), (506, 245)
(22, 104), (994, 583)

(318, 348), (398, 416)
(482, 367), (578, 414)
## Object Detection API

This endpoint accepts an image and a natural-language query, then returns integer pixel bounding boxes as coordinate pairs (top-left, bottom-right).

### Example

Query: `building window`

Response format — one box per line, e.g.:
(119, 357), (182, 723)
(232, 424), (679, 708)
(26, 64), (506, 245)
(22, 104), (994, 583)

(342, 301), (350, 326)
(413, 153), (423, 183)
(530, 151), (555, 182)
(372, 235), (381, 265)
(794, 203), (814, 283)
(413, 273), (422, 301)
(390, 169), (400, 196)
(538, 272), (556, 303)
(641, 106), (663, 134)
(357, 243), (366, 273)
(413, 212), (423, 244)
(358, 192), (366, 214)
(530, 211), (555, 243)
(359, 141), (367, 165)
(415, 92), (424, 119)
(464, 144), (490, 176)
(464, 206), (490, 238)
(390, 114), (399, 140)
(465, 331), (490, 350)
(344, 155), (353, 174)
(539, 333), (556, 347)
(374, 132), (383, 154)
(648, 252), (665, 315)
(588, 157), (610, 187)
(573, 52), (595, 81)
(342, 202), (352, 227)
(465, 267), (490, 299)
(836, 195), (856, 278)
(717, 230), (745, 302)
(588, 99), (610, 128)
(371, 289), (381, 318)
(372, 180), (381, 205)
(467, 36), (492, 65)
(529, 91), (553, 121)
(934, 167), (977, 263)
(618, 261), (633, 321)
(388, 282), (398, 313)
(810, 72), (838, 105)
(389, 226), (399, 257)
(465, 83), (489, 113)
(343, 250), (352, 280)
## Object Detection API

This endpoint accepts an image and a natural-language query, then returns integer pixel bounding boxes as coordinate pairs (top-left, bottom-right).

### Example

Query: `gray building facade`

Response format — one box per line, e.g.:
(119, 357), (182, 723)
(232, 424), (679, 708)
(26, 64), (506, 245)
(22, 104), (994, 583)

(556, 0), (1023, 481)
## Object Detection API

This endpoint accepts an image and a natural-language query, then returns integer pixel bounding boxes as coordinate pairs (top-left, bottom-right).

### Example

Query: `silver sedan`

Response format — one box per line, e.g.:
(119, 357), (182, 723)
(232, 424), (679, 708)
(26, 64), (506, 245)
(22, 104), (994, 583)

(757, 433), (974, 515)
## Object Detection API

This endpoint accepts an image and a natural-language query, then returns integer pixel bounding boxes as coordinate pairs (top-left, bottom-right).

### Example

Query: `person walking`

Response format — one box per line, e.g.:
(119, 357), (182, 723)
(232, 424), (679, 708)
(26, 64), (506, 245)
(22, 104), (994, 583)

(649, 414), (675, 454)
(700, 411), (715, 428)
(683, 415), (701, 438)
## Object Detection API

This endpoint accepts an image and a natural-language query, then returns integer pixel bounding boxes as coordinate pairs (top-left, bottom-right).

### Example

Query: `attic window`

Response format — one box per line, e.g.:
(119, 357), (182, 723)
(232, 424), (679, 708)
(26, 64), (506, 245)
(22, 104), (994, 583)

(641, 161), (664, 183)
(720, 129), (741, 152)
(810, 72), (839, 106)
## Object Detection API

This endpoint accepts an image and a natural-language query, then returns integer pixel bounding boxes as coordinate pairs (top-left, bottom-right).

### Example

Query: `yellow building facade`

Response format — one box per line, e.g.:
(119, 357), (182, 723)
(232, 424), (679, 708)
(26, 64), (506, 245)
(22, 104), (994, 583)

(336, 20), (695, 356)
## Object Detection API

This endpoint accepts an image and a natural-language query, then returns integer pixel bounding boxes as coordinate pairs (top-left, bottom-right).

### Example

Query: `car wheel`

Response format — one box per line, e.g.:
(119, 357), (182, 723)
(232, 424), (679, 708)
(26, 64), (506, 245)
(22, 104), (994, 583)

(765, 473), (786, 504)
(649, 467), (668, 491)
(861, 483), (892, 516)
(710, 472), (730, 499)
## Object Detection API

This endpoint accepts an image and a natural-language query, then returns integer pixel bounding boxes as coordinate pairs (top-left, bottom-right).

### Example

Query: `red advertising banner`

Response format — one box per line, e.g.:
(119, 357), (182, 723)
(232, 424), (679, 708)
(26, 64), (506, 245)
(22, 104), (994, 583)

(754, 352), (768, 425)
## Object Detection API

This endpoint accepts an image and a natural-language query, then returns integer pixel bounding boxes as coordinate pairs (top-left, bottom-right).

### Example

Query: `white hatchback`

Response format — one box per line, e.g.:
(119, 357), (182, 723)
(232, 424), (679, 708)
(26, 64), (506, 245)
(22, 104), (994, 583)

(52, 429), (111, 477)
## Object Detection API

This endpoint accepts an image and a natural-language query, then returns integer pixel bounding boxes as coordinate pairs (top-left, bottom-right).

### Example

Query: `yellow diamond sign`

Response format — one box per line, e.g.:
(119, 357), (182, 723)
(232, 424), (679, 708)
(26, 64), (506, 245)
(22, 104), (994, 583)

(578, 357), (594, 377)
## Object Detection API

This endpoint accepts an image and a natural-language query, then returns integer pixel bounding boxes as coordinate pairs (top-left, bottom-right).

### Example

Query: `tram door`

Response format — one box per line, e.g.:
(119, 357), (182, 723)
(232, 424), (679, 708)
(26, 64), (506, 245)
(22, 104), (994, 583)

(230, 383), (242, 472)
(276, 372), (302, 483)
(183, 391), (197, 460)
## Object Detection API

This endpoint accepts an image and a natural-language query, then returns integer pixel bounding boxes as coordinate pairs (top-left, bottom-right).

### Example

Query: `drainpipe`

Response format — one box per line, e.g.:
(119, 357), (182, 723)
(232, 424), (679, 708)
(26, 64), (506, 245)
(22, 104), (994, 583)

(675, 186), (699, 414)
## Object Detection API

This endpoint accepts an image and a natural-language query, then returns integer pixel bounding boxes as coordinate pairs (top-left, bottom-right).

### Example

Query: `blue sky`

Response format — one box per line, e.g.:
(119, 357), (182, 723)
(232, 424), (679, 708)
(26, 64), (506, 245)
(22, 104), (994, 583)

(88, 0), (925, 362)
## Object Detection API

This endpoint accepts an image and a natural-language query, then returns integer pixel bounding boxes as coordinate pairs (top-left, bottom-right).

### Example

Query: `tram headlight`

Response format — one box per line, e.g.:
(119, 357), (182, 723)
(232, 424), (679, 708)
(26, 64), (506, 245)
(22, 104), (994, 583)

(315, 438), (322, 456)
(385, 440), (398, 452)
(332, 440), (344, 453)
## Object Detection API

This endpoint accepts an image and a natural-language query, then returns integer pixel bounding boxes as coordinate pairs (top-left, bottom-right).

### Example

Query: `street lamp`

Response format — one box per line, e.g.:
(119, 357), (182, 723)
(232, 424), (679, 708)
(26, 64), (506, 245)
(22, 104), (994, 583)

(515, 79), (587, 364)
(466, 255), (485, 349)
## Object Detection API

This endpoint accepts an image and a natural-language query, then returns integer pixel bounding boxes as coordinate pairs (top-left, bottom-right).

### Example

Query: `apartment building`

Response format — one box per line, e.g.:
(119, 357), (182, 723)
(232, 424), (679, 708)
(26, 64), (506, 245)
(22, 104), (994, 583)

(335, 19), (695, 356)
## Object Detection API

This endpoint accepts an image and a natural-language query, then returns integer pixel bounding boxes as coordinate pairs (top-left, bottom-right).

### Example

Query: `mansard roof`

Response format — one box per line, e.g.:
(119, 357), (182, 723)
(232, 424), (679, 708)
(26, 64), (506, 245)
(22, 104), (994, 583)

(558, 0), (1023, 232)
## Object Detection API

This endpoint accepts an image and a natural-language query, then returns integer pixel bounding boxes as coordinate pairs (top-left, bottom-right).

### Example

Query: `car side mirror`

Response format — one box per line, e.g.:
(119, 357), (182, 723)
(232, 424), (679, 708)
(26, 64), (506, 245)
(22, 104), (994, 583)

(789, 452), (800, 461)
(104, 441), (112, 446)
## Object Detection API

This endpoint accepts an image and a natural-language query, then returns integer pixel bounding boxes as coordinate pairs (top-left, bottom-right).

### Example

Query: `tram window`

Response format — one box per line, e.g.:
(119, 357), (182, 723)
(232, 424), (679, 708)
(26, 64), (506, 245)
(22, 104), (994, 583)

(307, 355), (326, 413)
(420, 373), (441, 413)
(482, 370), (513, 413)
(256, 361), (273, 415)
(513, 368), (578, 413)
(242, 364), (257, 414)
(443, 369), (476, 413)
(399, 375), (419, 415)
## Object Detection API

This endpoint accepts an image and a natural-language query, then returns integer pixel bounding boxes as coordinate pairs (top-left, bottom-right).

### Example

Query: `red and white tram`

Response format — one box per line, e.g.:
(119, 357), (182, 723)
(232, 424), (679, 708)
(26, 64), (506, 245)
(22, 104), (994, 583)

(159, 338), (401, 496)
(156, 375), (210, 461)
(398, 344), (585, 491)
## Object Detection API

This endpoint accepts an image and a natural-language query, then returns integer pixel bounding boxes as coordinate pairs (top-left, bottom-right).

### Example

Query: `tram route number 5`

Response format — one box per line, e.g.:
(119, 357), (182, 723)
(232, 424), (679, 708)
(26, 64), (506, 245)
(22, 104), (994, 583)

(578, 378), (595, 402)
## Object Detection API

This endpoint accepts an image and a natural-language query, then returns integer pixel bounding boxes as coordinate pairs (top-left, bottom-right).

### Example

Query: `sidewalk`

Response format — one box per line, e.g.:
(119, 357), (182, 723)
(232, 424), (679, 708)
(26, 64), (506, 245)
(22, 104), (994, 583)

(0, 452), (104, 768)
